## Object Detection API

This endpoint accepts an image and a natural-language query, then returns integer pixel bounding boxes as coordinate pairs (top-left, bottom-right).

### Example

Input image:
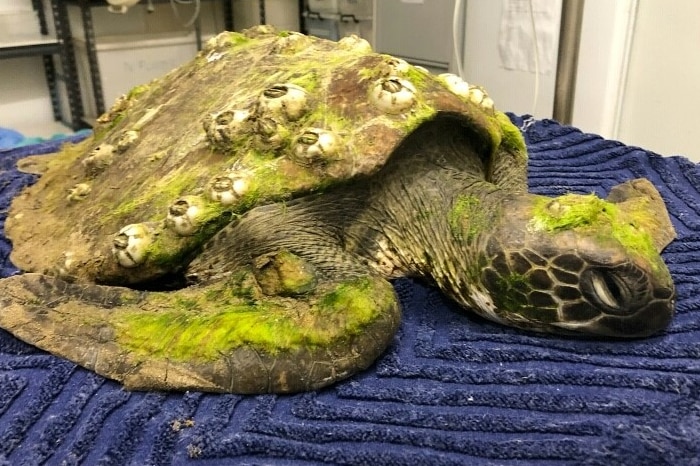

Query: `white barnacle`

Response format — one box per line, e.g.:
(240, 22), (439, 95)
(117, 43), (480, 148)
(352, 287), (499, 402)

(112, 223), (153, 268)
(82, 144), (116, 178)
(439, 73), (471, 99)
(338, 35), (372, 54)
(370, 239), (402, 277)
(66, 183), (91, 202)
(254, 116), (288, 149)
(116, 130), (139, 153)
(387, 57), (411, 74)
(293, 129), (340, 166)
(232, 177), (249, 196)
(204, 109), (250, 144)
(208, 176), (236, 205)
(257, 83), (308, 121)
(468, 86), (495, 111)
(370, 77), (416, 114)
(272, 32), (313, 53)
(165, 196), (204, 236)
(207, 172), (249, 205)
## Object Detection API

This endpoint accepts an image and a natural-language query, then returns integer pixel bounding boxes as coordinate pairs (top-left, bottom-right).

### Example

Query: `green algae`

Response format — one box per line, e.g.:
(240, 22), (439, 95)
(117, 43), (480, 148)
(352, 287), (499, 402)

(112, 276), (396, 361)
(449, 194), (489, 243)
(530, 193), (659, 264)
(495, 111), (527, 155)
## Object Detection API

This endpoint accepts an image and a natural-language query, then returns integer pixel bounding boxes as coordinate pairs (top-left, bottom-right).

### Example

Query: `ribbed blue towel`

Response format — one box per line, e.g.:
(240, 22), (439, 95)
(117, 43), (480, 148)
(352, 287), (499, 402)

(1, 117), (699, 465)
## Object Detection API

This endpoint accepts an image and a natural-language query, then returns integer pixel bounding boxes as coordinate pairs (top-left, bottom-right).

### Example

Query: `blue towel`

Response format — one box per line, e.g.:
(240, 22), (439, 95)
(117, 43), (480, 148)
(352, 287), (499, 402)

(1, 117), (699, 465)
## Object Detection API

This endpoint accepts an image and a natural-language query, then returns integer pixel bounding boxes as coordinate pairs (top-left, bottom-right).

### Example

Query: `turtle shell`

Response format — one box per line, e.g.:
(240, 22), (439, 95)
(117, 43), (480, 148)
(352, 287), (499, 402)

(6, 26), (527, 285)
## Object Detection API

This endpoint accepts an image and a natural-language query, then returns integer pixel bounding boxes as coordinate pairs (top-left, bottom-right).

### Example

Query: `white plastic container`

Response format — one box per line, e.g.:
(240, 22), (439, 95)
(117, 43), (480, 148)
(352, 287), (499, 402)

(339, 0), (373, 19)
(73, 33), (198, 121)
(307, 0), (340, 15)
(233, 0), (300, 31)
(305, 15), (340, 41)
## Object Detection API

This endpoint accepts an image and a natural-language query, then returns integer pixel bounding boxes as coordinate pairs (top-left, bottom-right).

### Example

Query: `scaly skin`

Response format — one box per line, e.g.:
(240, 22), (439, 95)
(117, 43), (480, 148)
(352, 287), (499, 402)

(192, 113), (674, 339)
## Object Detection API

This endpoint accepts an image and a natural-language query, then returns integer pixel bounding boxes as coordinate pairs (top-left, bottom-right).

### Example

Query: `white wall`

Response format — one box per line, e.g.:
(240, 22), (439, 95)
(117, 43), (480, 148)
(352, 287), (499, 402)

(462, 0), (699, 163)
(615, 0), (700, 161)
(461, 0), (562, 119)
(571, 0), (637, 139)
(0, 56), (58, 135)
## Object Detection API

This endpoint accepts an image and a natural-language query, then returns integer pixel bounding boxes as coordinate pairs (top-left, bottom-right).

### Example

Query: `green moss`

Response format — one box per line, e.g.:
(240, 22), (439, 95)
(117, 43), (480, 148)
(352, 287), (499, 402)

(404, 100), (438, 134)
(275, 251), (317, 294)
(101, 167), (201, 225)
(112, 276), (395, 361)
(495, 111), (527, 154)
(127, 84), (150, 100)
(403, 66), (430, 91)
(225, 31), (252, 47)
(94, 112), (126, 142)
(289, 70), (321, 94)
(531, 194), (610, 232)
(530, 193), (659, 264)
(492, 272), (532, 312)
(449, 194), (487, 242)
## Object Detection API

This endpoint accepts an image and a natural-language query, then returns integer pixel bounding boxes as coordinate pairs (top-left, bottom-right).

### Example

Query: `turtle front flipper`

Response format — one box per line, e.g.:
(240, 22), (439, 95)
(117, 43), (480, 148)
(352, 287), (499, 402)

(0, 270), (399, 393)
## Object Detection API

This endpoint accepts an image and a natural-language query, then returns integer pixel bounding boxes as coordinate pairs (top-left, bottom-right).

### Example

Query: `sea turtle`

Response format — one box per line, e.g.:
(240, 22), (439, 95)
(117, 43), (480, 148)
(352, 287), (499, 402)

(0, 27), (677, 394)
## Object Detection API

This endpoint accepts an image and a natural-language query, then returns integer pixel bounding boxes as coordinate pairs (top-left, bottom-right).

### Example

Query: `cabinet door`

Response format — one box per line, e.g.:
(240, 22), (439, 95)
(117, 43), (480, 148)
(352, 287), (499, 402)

(375, 0), (455, 71)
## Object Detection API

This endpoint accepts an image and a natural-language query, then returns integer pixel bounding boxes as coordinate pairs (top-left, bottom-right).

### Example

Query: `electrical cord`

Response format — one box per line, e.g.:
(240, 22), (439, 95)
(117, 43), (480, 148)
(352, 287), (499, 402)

(527, 0), (540, 117)
(170, 0), (201, 28)
(452, 0), (464, 79)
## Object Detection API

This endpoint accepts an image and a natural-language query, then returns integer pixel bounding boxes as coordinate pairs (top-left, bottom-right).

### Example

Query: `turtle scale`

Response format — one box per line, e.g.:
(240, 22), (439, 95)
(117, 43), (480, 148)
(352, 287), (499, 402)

(0, 27), (677, 394)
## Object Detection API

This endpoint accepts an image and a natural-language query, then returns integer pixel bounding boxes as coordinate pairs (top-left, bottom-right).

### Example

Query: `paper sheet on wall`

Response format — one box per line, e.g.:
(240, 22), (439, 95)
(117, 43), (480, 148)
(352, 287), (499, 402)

(498, 0), (558, 74)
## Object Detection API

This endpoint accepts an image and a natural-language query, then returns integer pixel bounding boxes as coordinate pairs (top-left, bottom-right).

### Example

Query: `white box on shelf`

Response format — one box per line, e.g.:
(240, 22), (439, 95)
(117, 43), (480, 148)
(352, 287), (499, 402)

(307, 0), (340, 15)
(73, 32), (198, 121)
(339, 0), (373, 19)
(305, 15), (340, 41)
(232, 0), (300, 31)
(0, 0), (33, 13)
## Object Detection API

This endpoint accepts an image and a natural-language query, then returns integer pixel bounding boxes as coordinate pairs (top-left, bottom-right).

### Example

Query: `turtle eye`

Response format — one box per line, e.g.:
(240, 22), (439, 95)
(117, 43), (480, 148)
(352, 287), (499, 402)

(583, 268), (633, 315)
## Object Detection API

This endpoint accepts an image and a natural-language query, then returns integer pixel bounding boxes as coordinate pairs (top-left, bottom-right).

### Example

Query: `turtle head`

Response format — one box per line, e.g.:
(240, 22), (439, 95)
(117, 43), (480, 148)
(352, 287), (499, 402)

(462, 179), (676, 338)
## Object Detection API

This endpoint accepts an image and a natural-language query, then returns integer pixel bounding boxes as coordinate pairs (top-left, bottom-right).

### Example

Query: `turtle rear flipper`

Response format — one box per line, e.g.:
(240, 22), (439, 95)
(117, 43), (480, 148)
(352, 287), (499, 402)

(0, 272), (399, 393)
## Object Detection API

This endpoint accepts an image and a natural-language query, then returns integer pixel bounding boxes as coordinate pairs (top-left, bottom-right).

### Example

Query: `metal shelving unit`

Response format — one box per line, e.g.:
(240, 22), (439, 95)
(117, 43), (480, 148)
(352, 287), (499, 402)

(0, 0), (85, 130)
(64, 0), (236, 120)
